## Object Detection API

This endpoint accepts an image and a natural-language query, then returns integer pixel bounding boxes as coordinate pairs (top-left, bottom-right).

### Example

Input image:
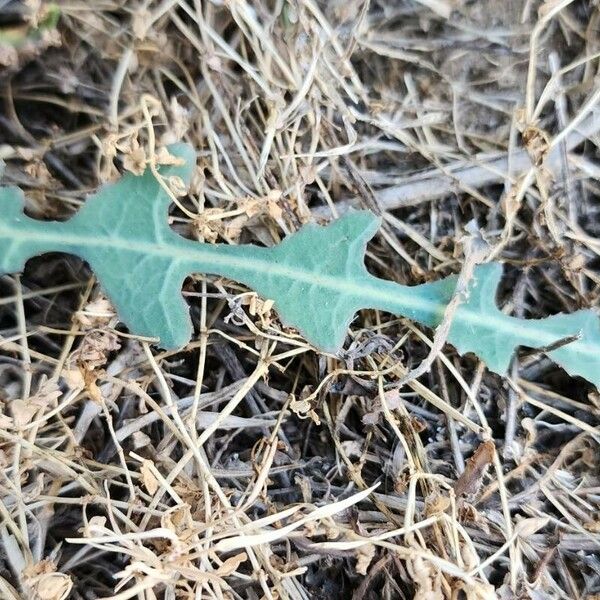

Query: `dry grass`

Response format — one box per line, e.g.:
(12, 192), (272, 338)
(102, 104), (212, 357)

(1, 0), (600, 598)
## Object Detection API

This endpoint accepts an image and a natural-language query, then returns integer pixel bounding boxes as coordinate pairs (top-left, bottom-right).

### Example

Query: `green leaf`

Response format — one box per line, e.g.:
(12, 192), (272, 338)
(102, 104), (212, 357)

(1, 143), (599, 387)
(443, 263), (600, 385)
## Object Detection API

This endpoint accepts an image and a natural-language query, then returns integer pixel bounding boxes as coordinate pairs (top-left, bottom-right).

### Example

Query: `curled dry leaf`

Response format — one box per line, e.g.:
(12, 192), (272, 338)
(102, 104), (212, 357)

(132, 431), (151, 449)
(121, 137), (147, 176)
(73, 330), (121, 372)
(340, 440), (363, 459)
(167, 174), (188, 197)
(453, 440), (495, 499)
(216, 553), (248, 576)
(514, 516), (551, 538)
(362, 389), (405, 425)
(522, 127), (550, 167)
(10, 377), (61, 428)
(60, 367), (86, 392)
(425, 492), (451, 516)
(141, 460), (160, 495)
(161, 96), (190, 144)
(81, 515), (107, 538)
(456, 581), (497, 600)
(24, 159), (53, 187)
(355, 543), (376, 576)
(406, 555), (443, 600)
(289, 393), (321, 425)
(155, 146), (186, 168)
(22, 560), (73, 600)
(75, 295), (116, 329)
(131, 8), (152, 40)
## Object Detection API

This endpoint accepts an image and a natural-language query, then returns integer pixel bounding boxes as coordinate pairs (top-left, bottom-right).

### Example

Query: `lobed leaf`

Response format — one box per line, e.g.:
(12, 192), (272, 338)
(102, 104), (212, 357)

(1, 143), (599, 387)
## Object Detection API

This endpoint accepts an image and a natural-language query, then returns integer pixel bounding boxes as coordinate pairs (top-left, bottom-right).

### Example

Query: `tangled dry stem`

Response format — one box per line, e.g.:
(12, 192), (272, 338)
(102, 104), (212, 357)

(1, 0), (600, 599)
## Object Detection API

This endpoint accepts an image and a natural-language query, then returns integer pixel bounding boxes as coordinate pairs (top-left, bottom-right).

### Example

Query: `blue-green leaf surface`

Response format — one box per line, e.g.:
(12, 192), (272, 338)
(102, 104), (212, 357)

(1, 143), (599, 386)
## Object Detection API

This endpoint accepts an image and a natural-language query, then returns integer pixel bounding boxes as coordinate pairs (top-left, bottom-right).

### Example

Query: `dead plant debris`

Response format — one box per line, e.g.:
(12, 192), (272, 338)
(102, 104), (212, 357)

(1, 0), (600, 599)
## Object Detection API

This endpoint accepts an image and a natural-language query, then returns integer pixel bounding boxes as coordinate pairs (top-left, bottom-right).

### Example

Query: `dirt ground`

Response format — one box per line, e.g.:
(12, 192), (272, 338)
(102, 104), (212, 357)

(1, 0), (600, 599)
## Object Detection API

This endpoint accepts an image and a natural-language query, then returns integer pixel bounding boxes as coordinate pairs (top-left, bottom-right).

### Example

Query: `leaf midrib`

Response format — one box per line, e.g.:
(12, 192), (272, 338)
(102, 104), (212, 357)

(3, 221), (430, 311)
(3, 221), (595, 357)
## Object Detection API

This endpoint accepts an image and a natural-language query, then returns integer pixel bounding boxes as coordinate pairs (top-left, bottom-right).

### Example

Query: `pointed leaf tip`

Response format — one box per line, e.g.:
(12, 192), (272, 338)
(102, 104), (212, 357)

(544, 309), (600, 388)
(447, 263), (600, 385)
